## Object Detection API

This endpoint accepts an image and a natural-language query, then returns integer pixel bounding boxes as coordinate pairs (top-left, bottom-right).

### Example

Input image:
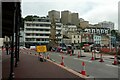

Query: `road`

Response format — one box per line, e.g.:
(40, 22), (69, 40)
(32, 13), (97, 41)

(47, 51), (119, 79)
(20, 49), (119, 79)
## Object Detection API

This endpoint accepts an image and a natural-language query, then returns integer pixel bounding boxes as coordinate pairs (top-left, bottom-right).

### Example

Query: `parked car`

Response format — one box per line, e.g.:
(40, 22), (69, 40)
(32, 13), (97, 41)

(61, 47), (67, 53)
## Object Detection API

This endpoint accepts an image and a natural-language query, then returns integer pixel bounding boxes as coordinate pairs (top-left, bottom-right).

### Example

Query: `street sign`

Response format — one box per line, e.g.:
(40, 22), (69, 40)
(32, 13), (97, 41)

(36, 45), (47, 52)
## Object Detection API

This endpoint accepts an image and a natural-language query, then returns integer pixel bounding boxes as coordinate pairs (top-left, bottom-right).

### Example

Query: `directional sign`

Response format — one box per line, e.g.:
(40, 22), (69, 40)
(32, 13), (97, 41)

(36, 45), (47, 52)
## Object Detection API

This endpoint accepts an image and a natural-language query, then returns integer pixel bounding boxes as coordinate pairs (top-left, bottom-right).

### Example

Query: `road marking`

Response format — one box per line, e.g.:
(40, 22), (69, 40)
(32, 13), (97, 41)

(59, 55), (67, 57)
(74, 58), (92, 62)
(105, 64), (119, 68)
(104, 59), (113, 63)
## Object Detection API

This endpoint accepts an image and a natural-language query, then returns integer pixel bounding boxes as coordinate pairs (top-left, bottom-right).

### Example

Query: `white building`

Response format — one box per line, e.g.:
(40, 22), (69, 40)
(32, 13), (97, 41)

(62, 25), (77, 37)
(24, 17), (62, 47)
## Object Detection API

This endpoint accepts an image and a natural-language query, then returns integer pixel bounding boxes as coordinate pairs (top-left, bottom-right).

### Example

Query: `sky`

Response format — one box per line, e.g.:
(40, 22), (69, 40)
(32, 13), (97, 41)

(21, 0), (120, 30)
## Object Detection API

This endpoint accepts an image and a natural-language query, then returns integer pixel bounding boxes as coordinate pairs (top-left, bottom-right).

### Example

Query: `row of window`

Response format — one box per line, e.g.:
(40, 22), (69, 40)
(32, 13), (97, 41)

(25, 29), (61, 32)
(25, 38), (61, 42)
(26, 33), (50, 36)
(26, 29), (50, 31)
(94, 37), (101, 39)
(26, 23), (61, 27)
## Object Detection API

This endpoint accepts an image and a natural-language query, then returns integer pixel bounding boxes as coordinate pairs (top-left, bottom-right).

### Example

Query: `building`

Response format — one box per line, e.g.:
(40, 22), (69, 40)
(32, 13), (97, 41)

(98, 21), (114, 30)
(24, 17), (62, 47)
(61, 10), (71, 25)
(71, 33), (81, 44)
(80, 21), (89, 29)
(71, 13), (79, 26)
(20, 28), (25, 46)
(101, 35), (109, 47)
(48, 10), (60, 20)
(93, 35), (101, 45)
(84, 27), (110, 35)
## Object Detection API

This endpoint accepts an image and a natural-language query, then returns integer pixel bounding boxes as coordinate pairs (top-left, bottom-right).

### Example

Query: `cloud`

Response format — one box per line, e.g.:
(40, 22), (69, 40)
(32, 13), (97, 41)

(21, 0), (119, 29)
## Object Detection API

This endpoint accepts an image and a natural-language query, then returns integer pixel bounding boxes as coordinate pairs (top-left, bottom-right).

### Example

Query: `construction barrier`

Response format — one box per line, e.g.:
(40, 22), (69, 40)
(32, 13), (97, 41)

(80, 62), (86, 76)
(112, 54), (118, 65)
(60, 56), (65, 66)
(99, 53), (104, 62)
(91, 52), (94, 60)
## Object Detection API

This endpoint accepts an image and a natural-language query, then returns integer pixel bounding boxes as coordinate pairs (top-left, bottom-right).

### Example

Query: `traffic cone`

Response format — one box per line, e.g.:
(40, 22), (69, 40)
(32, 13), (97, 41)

(80, 62), (86, 76)
(78, 52), (80, 58)
(91, 52), (94, 60)
(70, 51), (72, 56)
(47, 54), (50, 59)
(60, 56), (65, 66)
(99, 53), (104, 62)
(112, 54), (118, 65)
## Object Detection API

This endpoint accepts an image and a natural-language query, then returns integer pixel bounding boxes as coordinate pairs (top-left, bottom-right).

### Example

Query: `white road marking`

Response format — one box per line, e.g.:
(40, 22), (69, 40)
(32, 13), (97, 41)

(104, 59), (113, 63)
(105, 64), (119, 68)
(74, 58), (92, 62)
(59, 55), (67, 57)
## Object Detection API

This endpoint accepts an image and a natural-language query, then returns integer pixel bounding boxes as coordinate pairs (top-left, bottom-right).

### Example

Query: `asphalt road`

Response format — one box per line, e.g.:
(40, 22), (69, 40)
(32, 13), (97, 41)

(20, 49), (120, 79)
(47, 51), (119, 79)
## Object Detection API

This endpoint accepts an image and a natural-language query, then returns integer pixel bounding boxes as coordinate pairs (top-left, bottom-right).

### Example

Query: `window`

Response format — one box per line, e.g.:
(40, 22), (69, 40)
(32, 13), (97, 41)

(74, 40), (75, 43)
(74, 35), (75, 38)
(78, 36), (79, 38)
(78, 40), (79, 43)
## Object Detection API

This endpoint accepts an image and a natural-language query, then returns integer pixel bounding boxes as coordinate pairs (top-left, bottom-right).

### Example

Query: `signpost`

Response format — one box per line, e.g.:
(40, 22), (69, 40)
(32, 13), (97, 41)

(36, 45), (47, 62)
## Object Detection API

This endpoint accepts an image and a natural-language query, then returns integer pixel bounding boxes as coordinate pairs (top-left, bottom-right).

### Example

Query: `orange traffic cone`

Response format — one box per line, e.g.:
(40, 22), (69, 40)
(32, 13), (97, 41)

(91, 52), (94, 60)
(80, 62), (86, 76)
(78, 52), (80, 58)
(47, 54), (50, 59)
(60, 56), (65, 66)
(112, 54), (118, 65)
(99, 53), (104, 62)
(70, 51), (72, 56)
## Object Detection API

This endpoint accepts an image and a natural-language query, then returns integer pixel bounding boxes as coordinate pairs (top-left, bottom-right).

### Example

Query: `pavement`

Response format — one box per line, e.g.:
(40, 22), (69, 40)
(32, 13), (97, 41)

(2, 49), (87, 80)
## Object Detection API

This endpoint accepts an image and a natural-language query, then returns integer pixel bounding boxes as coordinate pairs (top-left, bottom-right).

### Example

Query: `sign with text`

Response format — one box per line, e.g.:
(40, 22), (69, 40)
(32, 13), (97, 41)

(36, 45), (47, 52)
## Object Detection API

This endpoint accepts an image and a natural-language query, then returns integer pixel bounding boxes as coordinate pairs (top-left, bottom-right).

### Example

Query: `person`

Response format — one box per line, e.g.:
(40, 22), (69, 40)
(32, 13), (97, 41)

(6, 44), (9, 55)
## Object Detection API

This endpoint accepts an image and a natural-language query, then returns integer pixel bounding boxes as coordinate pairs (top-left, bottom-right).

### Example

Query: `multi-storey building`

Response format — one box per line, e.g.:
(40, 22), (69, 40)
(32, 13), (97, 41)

(71, 13), (79, 26)
(61, 10), (71, 25)
(48, 10), (60, 20)
(24, 17), (62, 47)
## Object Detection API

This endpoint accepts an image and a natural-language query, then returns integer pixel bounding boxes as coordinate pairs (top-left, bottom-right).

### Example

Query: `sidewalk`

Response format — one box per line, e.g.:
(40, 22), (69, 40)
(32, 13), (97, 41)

(2, 50), (86, 79)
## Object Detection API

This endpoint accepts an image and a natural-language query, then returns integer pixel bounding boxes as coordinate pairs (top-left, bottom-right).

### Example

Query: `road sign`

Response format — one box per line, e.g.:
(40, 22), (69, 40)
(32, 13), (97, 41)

(36, 45), (47, 52)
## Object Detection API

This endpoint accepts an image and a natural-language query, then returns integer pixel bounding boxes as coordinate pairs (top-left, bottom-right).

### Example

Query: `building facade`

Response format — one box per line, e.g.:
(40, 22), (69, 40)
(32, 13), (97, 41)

(24, 17), (62, 47)
(48, 10), (60, 20)
(93, 35), (101, 45)
(98, 21), (114, 30)
(71, 13), (79, 26)
(61, 10), (71, 25)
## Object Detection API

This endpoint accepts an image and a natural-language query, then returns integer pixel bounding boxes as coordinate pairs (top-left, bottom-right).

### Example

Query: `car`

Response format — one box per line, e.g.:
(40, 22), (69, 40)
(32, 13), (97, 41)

(20, 46), (26, 49)
(61, 47), (67, 53)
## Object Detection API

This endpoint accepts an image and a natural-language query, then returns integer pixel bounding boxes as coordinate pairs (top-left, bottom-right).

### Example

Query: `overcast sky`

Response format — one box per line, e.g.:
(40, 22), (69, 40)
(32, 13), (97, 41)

(21, 0), (119, 30)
